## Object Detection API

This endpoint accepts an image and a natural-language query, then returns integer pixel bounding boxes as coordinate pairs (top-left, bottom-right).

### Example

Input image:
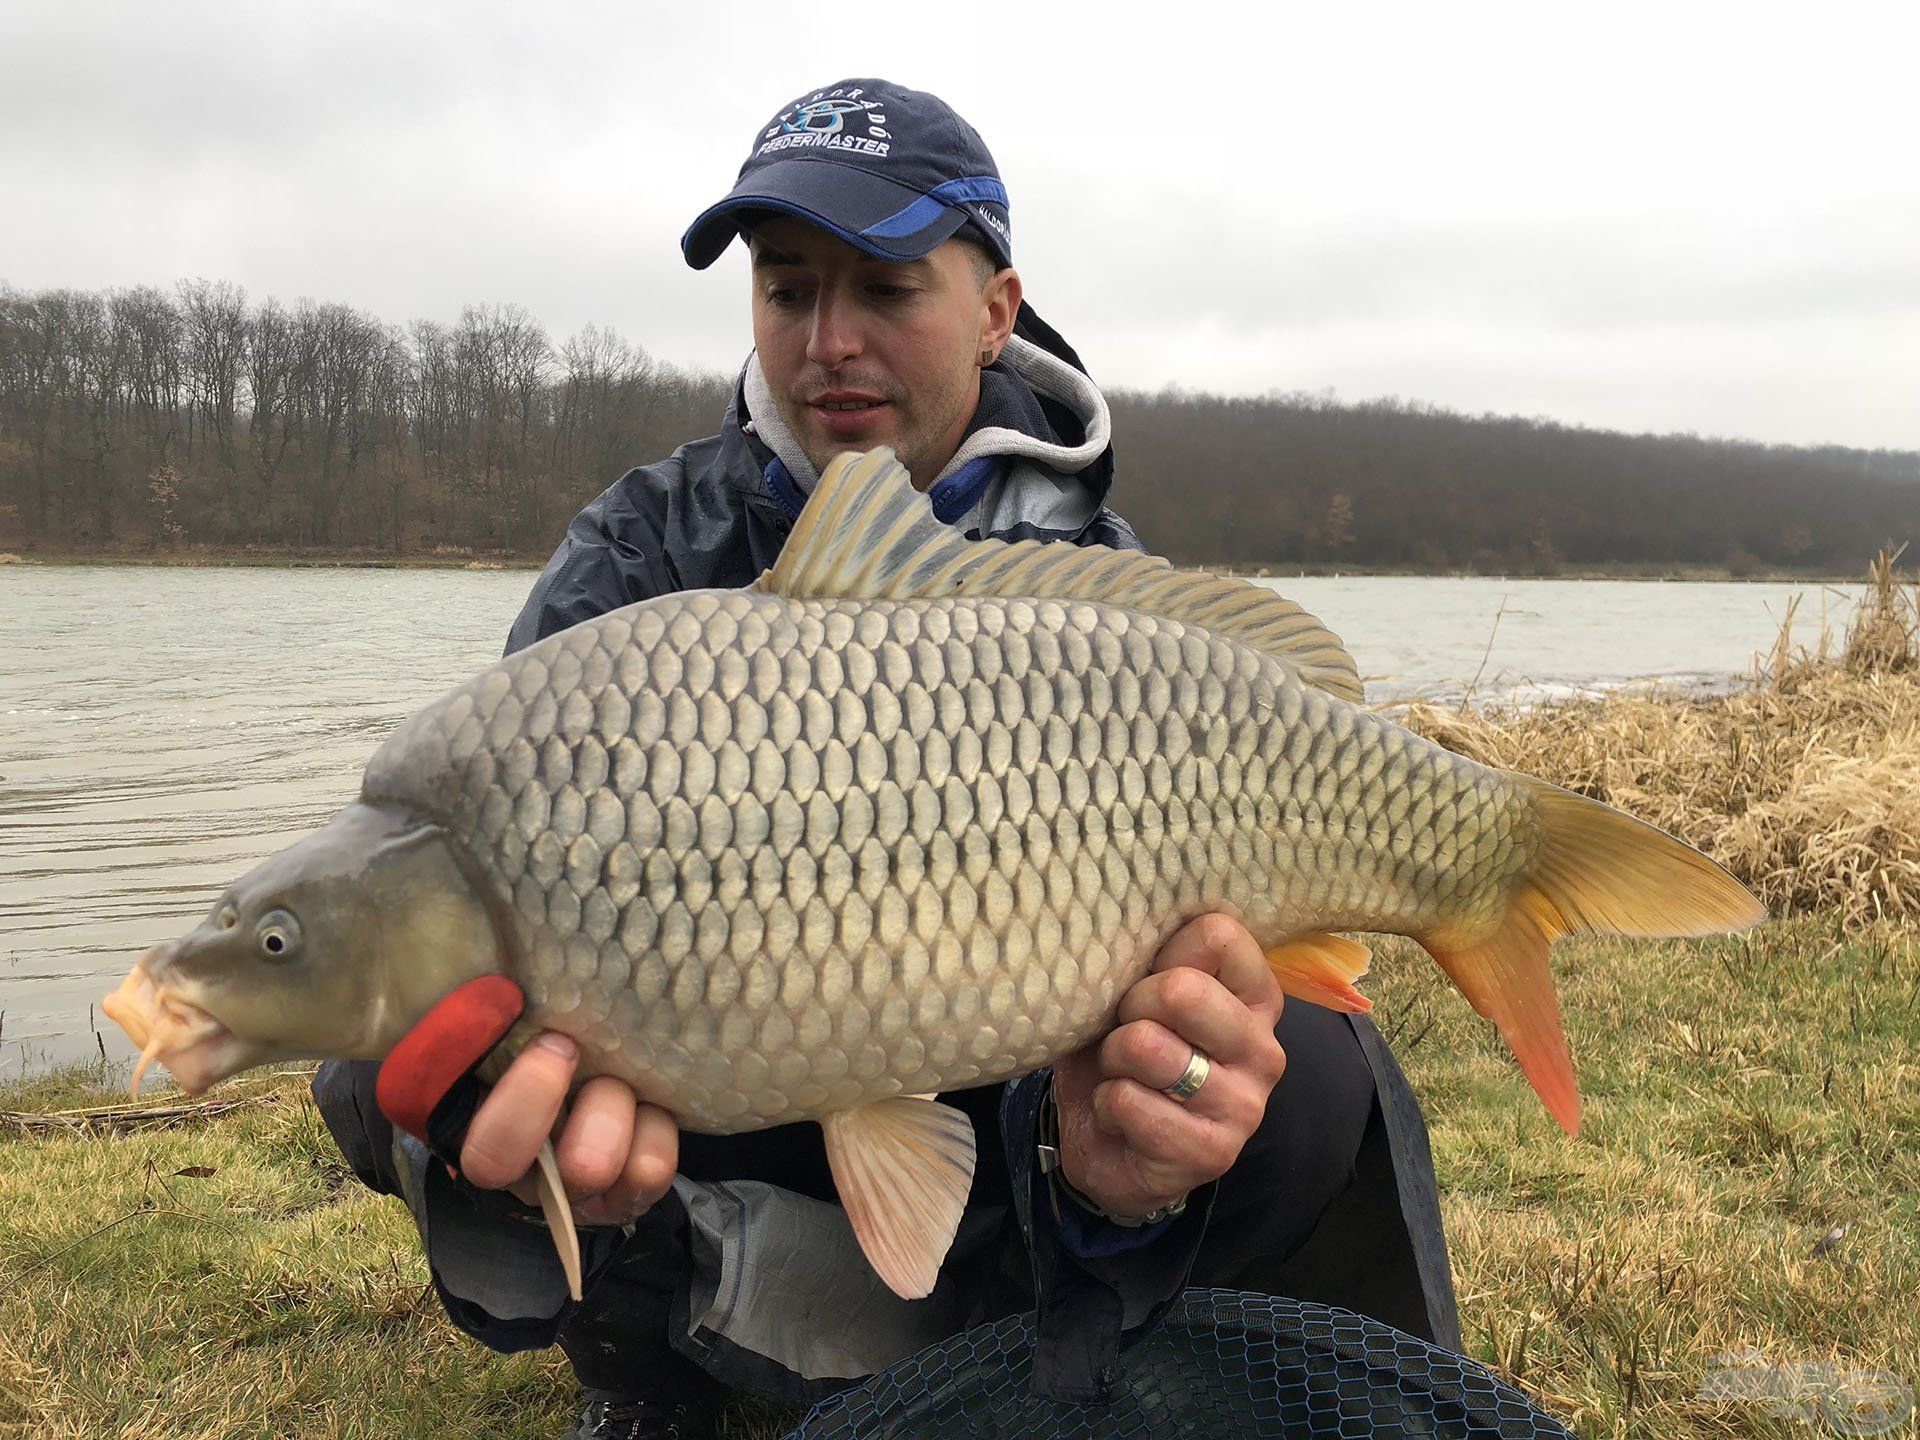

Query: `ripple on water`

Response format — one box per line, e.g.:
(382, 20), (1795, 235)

(0, 564), (531, 1073)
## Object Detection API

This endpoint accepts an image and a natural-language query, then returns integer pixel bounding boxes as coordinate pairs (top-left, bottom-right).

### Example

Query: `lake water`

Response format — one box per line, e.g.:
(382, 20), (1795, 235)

(0, 564), (1860, 1077)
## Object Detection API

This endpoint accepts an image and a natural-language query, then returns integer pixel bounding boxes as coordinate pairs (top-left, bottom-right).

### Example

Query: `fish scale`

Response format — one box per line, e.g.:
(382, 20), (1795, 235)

(363, 587), (1529, 1132)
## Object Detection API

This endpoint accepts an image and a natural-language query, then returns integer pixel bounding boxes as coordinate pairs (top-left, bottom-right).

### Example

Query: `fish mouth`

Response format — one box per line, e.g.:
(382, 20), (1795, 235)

(102, 954), (256, 1096)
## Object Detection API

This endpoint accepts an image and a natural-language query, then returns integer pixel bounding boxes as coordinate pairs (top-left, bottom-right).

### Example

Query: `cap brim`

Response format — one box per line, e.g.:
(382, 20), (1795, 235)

(681, 159), (971, 269)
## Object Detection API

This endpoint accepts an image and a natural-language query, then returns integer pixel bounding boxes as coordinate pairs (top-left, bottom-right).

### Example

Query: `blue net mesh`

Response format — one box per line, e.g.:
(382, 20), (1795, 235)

(782, 1289), (1573, 1439)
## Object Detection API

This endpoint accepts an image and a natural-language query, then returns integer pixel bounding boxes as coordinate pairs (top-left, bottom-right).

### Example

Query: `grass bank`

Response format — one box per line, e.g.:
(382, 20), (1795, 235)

(5, 916), (1913, 1438)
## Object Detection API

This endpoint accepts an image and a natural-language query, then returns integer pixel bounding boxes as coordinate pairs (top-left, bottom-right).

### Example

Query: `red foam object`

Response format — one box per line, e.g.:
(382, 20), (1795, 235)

(375, 974), (526, 1146)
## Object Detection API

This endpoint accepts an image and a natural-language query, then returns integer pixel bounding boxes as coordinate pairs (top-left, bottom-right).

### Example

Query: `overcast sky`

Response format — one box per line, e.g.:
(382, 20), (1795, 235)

(3, 0), (1915, 450)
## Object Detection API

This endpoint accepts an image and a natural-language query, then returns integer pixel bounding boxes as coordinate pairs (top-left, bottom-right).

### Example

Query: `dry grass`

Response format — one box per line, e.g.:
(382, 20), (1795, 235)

(0, 1067), (792, 1439)
(1385, 912), (1919, 1439)
(0, 1070), (571, 1439)
(1393, 548), (1920, 927)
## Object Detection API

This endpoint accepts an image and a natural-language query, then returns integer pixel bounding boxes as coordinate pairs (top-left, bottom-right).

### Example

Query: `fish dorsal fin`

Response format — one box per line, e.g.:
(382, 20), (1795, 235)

(768, 449), (1364, 702)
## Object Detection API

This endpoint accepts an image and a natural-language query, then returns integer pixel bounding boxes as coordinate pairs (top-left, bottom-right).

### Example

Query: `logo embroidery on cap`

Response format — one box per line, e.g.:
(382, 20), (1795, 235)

(758, 87), (892, 159)
(970, 205), (1011, 244)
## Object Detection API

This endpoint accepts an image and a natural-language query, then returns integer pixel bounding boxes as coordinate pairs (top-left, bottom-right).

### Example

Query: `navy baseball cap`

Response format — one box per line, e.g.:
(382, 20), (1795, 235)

(680, 78), (1013, 271)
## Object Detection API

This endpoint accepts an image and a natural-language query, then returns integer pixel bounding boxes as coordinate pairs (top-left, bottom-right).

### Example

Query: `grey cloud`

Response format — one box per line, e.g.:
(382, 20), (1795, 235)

(3, 3), (1912, 453)
(1074, 308), (1919, 450)
(1014, 170), (1920, 336)
(0, 2), (713, 163)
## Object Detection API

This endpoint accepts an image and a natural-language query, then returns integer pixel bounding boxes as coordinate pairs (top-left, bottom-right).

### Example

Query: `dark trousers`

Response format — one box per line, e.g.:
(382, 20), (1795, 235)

(559, 1002), (1443, 1400)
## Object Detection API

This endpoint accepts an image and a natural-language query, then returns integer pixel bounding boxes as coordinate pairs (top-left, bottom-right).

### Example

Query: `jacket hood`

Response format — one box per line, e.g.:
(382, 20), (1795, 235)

(733, 306), (1116, 538)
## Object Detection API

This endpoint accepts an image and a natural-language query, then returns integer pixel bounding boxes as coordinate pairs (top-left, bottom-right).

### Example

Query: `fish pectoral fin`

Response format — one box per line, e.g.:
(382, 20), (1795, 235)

(533, 1140), (584, 1302)
(820, 1096), (977, 1301)
(1265, 932), (1373, 1013)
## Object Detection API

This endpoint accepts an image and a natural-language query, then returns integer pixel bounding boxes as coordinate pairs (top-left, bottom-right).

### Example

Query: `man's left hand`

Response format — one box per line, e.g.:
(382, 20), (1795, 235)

(1052, 914), (1287, 1220)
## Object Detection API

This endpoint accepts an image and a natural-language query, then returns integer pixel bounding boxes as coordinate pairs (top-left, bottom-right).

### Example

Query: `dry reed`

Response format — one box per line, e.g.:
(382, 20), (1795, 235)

(1390, 548), (1920, 927)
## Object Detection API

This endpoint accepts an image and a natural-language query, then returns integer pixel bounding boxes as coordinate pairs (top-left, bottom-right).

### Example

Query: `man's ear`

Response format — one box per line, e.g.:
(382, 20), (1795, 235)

(981, 268), (1023, 359)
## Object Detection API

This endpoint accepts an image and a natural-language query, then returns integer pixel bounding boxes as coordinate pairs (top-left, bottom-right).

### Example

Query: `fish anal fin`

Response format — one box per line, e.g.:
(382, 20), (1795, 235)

(768, 448), (1365, 702)
(820, 1095), (977, 1300)
(1265, 932), (1373, 1014)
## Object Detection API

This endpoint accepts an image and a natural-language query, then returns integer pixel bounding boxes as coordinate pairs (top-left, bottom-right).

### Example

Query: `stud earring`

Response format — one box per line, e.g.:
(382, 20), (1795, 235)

(979, 348), (995, 367)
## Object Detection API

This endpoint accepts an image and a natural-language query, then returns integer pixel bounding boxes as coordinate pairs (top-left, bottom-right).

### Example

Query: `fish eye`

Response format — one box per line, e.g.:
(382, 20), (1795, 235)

(255, 909), (302, 961)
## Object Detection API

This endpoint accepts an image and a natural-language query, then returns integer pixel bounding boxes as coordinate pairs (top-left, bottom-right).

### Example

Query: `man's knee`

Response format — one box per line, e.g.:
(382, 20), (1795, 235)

(312, 1058), (405, 1198)
(1195, 1006), (1377, 1280)
(1251, 1004), (1376, 1185)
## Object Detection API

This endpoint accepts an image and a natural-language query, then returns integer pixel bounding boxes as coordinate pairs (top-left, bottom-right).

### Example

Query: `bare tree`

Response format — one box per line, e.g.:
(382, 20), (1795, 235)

(0, 288), (64, 537)
(177, 279), (247, 476)
(110, 286), (184, 467)
(243, 297), (301, 540)
(553, 324), (659, 511)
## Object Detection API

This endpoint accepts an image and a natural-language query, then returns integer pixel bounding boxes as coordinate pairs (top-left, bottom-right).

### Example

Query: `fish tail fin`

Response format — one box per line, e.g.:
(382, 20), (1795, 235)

(1418, 778), (1766, 1136)
(1419, 884), (1583, 1135)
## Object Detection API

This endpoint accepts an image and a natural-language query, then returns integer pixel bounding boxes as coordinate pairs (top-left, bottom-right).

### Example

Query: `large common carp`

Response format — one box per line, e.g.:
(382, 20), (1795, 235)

(105, 449), (1764, 1301)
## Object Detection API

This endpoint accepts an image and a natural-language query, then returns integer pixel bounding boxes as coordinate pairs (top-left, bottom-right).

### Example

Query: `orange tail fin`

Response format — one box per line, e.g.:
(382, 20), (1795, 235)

(1420, 779), (1766, 1136)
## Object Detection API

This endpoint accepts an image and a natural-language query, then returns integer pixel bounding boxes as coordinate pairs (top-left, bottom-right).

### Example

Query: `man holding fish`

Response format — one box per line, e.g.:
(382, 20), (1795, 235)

(104, 70), (1761, 1439)
(280, 78), (1470, 1439)
(101, 76), (1697, 1440)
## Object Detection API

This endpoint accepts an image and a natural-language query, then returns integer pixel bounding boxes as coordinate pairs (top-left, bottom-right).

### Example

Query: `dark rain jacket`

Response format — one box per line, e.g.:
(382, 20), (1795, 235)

(314, 307), (1460, 1404)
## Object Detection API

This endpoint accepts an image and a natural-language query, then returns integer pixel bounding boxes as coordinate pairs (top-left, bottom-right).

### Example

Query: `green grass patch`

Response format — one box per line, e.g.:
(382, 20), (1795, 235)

(1379, 912), (1919, 1436)
(5, 915), (1916, 1437)
(2, 1068), (581, 1439)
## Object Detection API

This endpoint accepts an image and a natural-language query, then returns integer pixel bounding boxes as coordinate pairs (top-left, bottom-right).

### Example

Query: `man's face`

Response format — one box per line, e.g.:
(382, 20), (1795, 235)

(748, 217), (1018, 487)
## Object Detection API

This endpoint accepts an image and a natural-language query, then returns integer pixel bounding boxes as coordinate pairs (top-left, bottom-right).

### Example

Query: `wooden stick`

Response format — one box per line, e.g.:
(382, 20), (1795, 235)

(0, 1095), (270, 1134)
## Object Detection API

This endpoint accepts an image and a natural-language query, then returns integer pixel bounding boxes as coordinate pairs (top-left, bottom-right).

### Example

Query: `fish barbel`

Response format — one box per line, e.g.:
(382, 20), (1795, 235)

(104, 449), (1765, 1300)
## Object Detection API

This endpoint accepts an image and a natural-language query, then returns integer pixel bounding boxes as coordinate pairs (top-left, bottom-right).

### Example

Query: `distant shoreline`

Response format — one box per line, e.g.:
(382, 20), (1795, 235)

(0, 548), (1864, 584)
(1202, 561), (1861, 584)
(0, 547), (545, 572)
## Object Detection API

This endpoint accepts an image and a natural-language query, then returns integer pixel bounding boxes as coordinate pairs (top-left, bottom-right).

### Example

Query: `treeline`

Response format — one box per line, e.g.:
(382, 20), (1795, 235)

(0, 282), (729, 554)
(3, 280), (1917, 571)
(1110, 390), (1920, 573)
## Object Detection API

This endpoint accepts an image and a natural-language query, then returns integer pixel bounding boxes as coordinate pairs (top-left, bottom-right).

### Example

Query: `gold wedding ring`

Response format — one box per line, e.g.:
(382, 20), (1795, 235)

(1163, 1045), (1211, 1103)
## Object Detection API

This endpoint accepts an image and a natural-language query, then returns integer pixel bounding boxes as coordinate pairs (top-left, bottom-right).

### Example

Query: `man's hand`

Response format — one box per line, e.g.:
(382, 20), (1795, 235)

(458, 1033), (679, 1228)
(1053, 914), (1287, 1219)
